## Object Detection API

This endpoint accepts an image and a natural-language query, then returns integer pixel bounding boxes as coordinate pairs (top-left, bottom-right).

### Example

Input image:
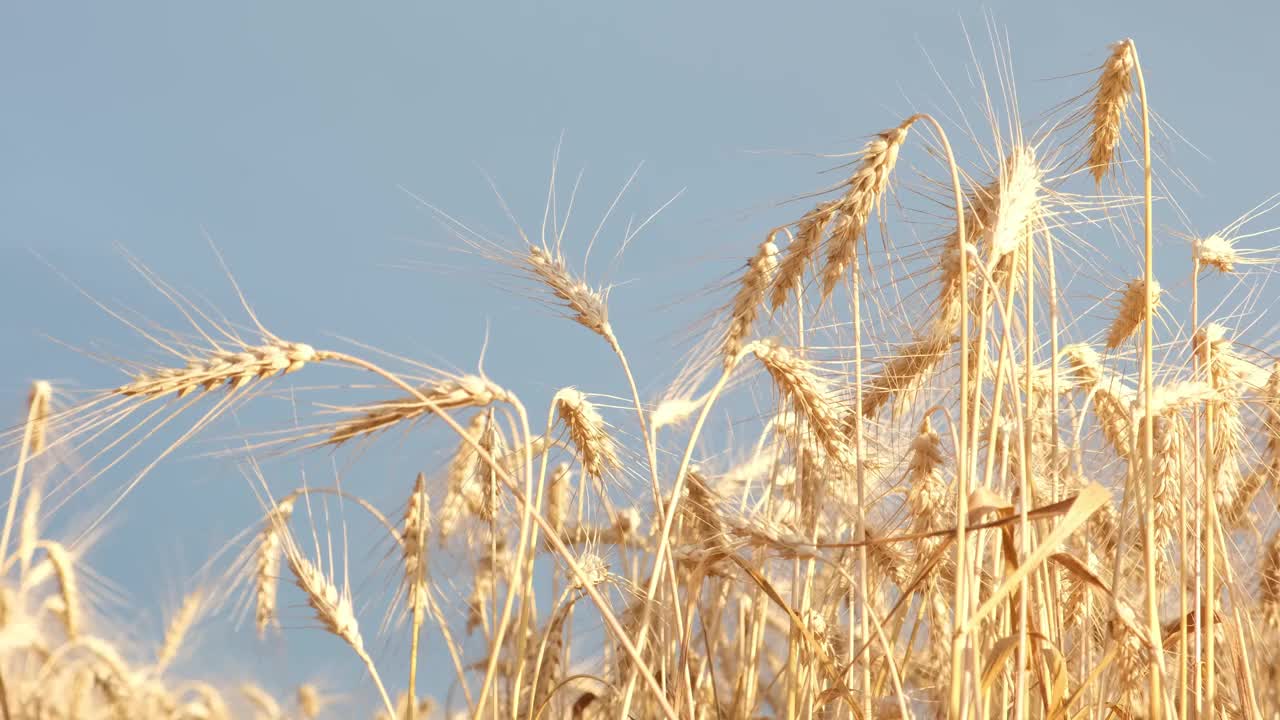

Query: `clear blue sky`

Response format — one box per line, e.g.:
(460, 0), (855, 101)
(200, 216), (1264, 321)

(2, 2), (1276, 714)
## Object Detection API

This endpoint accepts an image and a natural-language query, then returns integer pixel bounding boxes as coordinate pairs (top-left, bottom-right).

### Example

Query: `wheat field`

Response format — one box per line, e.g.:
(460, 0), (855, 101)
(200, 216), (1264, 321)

(4, 35), (1280, 720)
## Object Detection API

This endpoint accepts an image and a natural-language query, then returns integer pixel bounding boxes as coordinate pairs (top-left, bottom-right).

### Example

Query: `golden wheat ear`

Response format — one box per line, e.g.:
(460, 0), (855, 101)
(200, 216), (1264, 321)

(1087, 40), (1136, 184)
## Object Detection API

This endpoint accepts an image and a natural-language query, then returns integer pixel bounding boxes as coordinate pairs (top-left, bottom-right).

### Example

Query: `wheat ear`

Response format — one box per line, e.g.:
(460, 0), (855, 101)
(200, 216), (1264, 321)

(155, 590), (204, 674)
(554, 388), (620, 480)
(819, 118), (915, 300)
(1087, 40), (1136, 184)
(723, 233), (780, 365)
(325, 375), (511, 445)
(37, 540), (79, 639)
(116, 340), (316, 398)
(282, 537), (395, 717)
(750, 339), (849, 466)
(1106, 278), (1162, 349)
(526, 244), (613, 341)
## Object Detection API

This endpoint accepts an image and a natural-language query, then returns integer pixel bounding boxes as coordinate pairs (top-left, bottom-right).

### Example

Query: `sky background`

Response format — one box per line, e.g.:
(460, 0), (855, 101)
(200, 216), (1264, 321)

(2, 2), (1278, 715)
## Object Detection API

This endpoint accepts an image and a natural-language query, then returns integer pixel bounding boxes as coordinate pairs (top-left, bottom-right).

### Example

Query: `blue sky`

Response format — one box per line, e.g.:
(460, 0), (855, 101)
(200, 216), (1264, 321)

(2, 1), (1277, 714)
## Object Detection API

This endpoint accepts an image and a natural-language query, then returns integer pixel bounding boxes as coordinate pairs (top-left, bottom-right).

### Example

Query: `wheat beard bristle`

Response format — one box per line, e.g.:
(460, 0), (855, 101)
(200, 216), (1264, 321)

(819, 119), (914, 300)
(116, 340), (316, 398)
(1088, 40), (1136, 184)
(526, 244), (613, 341)
(723, 234), (779, 366)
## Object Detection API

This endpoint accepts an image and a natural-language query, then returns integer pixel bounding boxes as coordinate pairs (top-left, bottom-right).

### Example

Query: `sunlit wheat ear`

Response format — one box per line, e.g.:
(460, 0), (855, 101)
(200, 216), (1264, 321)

(401, 471), (430, 605)
(116, 340), (317, 398)
(682, 467), (728, 554)
(438, 413), (487, 540)
(1087, 40), (1136, 184)
(771, 201), (835, 311)
(526, 244), (613, 341)
(862, 331), (955, 418)
(1142, 414), (1184, 581)
(905, 417), (952, 557)
(472, 410), (502, 520)
(1195, 234), (1240, 274)
(820, 118), (915, 300)
(546, 461), (571, 540)
(1105, 277), (1162, 349)
(1065, 343), (1134, 457)
(750, 339), (849, 465)
(324, 374), (512, 445)
(36, 540), (79, 639)
(297, 683), (328, 719)
(554, 388), (619, 480)
(1264, 366), (1280, 468)
(722, 233), (779, 366)
(1196, 324), (1249, 523)
(156, 590), (204, 674)
(569, 551), (611, 591)
(26, 380), (52, 455)
(986, 145), (1044, 273)
(255, 497), (296, 638)
(269, 511), (391, 712)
